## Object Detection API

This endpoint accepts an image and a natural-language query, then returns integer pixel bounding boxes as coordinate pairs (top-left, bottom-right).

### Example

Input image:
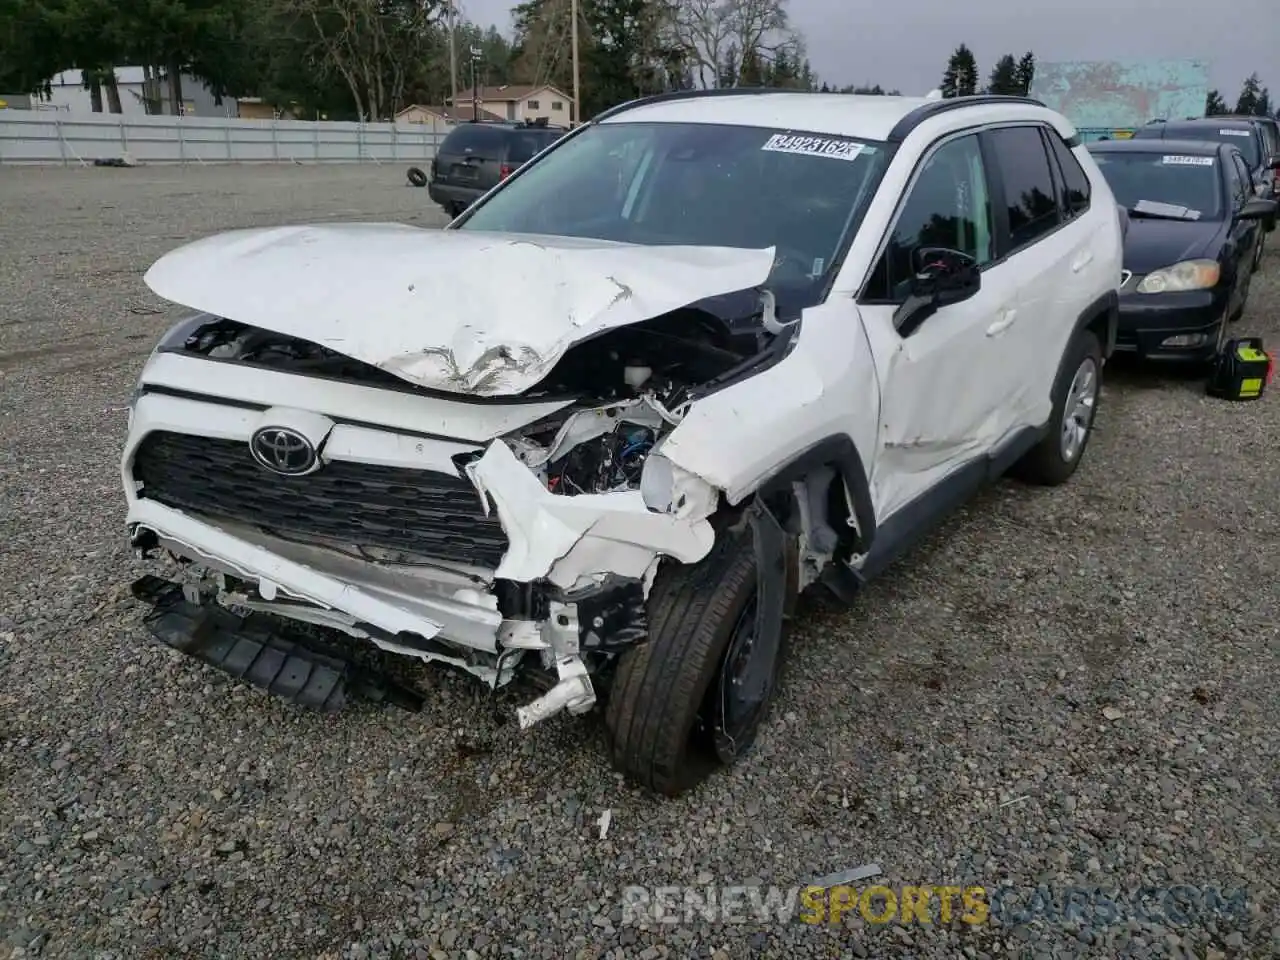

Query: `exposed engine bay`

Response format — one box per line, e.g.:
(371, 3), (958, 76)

(174, 305), (785, 497)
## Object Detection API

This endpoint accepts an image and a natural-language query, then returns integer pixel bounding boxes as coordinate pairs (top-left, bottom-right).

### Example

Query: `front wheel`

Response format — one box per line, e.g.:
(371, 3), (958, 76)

(603, 514), (787, 796)
(1012, 329), (1103, 486)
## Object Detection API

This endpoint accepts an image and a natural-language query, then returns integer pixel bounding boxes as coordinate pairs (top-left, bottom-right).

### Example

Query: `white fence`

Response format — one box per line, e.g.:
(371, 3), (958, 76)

(0, 112), (451, 166)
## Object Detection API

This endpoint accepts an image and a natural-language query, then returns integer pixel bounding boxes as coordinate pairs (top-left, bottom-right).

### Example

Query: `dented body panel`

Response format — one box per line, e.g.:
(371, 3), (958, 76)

(143, 224), (776, 397)
(658, 300), (881, 507)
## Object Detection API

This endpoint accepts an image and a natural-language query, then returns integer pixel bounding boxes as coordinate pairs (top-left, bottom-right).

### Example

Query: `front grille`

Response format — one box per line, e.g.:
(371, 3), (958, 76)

(132, 431), (509, 569)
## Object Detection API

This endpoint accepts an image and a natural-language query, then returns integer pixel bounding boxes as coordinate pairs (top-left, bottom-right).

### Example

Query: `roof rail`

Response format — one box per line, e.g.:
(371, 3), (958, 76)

(591, 86), (816, 123)
(885, 94), (1047, 142)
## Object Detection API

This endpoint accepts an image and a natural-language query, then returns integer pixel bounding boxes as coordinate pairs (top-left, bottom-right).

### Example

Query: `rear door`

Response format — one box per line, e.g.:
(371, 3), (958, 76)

(432, 124), (510, 191)
(983, 123), (1111, 429)
(1228, 150), (1264, 270)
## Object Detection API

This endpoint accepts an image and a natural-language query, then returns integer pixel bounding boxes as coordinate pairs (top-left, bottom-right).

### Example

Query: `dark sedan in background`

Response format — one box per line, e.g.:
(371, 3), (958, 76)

(1088, 138), (1277, 363)
(1133, 117), (1280, 232)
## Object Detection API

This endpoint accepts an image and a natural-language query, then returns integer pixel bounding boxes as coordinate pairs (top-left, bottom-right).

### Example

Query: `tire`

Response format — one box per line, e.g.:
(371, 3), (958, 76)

(604, 514), (787, 796)
(406, 166), (427, 188)
(1229, 291), (1247, 324)
(1012, 329), (1103, 486)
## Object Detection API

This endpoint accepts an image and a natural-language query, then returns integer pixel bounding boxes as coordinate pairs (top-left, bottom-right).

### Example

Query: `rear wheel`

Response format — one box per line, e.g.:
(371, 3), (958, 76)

(1012, 329), (1103, 486)
(604, 514), (787, 796)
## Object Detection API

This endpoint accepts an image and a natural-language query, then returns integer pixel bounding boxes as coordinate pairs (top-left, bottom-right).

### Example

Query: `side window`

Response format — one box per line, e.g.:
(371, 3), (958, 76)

(1232, 154), (1253, 202)
(864, 134), (994, 301)
(1227, 155), (1248, 210)
(987, 125), (1062, 249)
(1045, 130), (1091, 217)
(507, 132), (545, 163)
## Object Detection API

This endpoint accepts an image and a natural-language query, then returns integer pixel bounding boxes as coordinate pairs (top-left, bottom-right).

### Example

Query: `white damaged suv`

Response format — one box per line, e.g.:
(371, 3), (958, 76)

(124, 91), (1122, 795)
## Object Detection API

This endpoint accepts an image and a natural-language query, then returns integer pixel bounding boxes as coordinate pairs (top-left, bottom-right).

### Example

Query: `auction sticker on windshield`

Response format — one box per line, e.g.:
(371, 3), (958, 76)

(762, 133), (866, 162)
(1219, 129), (1251, 137)
(1162, 155), (1215, 166)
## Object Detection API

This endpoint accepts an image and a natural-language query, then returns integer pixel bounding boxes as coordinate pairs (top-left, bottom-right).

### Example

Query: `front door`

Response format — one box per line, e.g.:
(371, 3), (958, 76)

(858, 130), (1022, 522)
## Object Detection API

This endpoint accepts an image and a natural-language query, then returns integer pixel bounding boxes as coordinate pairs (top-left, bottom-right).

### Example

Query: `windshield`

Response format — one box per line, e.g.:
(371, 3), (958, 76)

(454, 121), (891, 302)
(1166, 126), (1260, 167)
(1092, 152), (1223, 220)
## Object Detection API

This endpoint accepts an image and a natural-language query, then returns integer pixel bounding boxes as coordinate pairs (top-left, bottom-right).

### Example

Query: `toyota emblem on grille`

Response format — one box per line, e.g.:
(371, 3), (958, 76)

(249, 426), (318, 475)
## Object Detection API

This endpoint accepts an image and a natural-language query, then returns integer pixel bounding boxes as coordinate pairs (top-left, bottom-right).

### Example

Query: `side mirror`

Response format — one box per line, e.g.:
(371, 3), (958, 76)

(894, 247), (982, 337)
(1237, 197), (1278, 221)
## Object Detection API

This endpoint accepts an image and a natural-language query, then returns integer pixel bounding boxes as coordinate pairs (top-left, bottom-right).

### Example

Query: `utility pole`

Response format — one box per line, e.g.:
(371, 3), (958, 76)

(446, 1), (458, 108)
(470, 46), (481, 122)
(570, 0), (580, 125)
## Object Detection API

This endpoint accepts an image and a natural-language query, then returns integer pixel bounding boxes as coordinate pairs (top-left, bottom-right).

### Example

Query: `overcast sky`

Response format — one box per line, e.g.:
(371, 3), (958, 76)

(459, 0), (1277, 102)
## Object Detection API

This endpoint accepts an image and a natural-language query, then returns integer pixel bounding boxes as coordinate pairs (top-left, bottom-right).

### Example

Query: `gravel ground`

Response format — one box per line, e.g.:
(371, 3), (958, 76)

(1, 164), (1278, 960)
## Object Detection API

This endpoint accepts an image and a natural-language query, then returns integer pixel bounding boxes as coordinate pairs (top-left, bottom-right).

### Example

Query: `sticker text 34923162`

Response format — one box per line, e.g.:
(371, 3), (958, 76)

(761, 134), (867, 162)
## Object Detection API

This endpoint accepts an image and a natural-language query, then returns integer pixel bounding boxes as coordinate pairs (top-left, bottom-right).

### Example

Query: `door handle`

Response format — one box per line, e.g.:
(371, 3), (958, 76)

(1071, 250), (1094, 273)
(986, 307), (1017, 336)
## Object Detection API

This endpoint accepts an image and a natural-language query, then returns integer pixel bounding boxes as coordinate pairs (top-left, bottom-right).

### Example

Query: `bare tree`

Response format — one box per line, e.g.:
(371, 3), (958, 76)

(283, 0), (439, 120)
(669, 0), (795, 89)
(669, 0), (733, 89)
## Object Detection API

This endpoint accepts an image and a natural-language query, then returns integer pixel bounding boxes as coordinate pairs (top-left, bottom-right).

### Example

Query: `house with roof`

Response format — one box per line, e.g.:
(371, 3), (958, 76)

(445, 84), (573, 124)
(395, 103), (505, 126)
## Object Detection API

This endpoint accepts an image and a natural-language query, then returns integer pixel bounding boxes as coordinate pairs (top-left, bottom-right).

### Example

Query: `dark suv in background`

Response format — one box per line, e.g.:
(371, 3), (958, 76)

(428, 119), (568, 218)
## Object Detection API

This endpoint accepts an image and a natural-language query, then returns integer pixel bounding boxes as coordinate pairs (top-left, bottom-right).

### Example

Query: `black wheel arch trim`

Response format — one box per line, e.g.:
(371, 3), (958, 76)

(1076, 288), (1119, 361)
(753, 434), (877, 555)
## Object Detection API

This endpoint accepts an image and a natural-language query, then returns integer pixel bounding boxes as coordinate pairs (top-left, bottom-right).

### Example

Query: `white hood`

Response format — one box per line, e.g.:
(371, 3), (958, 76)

(144, 223), (777, 396)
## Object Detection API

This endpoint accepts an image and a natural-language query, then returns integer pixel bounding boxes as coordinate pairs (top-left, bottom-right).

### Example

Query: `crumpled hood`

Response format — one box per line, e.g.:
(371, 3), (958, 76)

(144, 223), (776, 396)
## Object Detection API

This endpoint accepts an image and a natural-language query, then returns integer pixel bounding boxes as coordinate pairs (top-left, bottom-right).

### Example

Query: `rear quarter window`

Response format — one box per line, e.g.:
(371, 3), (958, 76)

(507, 131), (559, 163)
(1045, 131), (1092, 217)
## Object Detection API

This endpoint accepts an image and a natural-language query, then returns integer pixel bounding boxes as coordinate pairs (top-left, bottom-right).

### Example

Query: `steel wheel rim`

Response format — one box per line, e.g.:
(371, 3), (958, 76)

(712, 595), (776, 756)
(1060, 357), (1098, 462)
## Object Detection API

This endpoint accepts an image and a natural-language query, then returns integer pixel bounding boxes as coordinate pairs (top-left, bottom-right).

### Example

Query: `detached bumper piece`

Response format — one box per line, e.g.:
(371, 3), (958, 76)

(130, 575), (425, 713)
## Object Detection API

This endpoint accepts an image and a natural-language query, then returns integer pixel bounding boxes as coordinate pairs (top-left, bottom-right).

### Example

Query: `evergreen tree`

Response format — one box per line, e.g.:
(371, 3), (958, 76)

(1013, 51), (1035, 96)
(1255, 88), (1271, 118)
(987, 54), (1018, 95)
(940, 43), (978, 99)
(1235, 73), (1262, 115)
(738, 46), (764, 86)
(1204, 89), (1228, 115)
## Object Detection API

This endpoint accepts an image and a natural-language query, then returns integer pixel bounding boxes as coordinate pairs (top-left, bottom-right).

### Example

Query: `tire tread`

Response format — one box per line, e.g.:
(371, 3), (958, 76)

(604, 526), (757, 796)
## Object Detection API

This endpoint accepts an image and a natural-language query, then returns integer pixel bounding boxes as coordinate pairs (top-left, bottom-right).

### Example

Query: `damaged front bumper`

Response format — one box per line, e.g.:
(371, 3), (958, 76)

(126, 422), (719, 727)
